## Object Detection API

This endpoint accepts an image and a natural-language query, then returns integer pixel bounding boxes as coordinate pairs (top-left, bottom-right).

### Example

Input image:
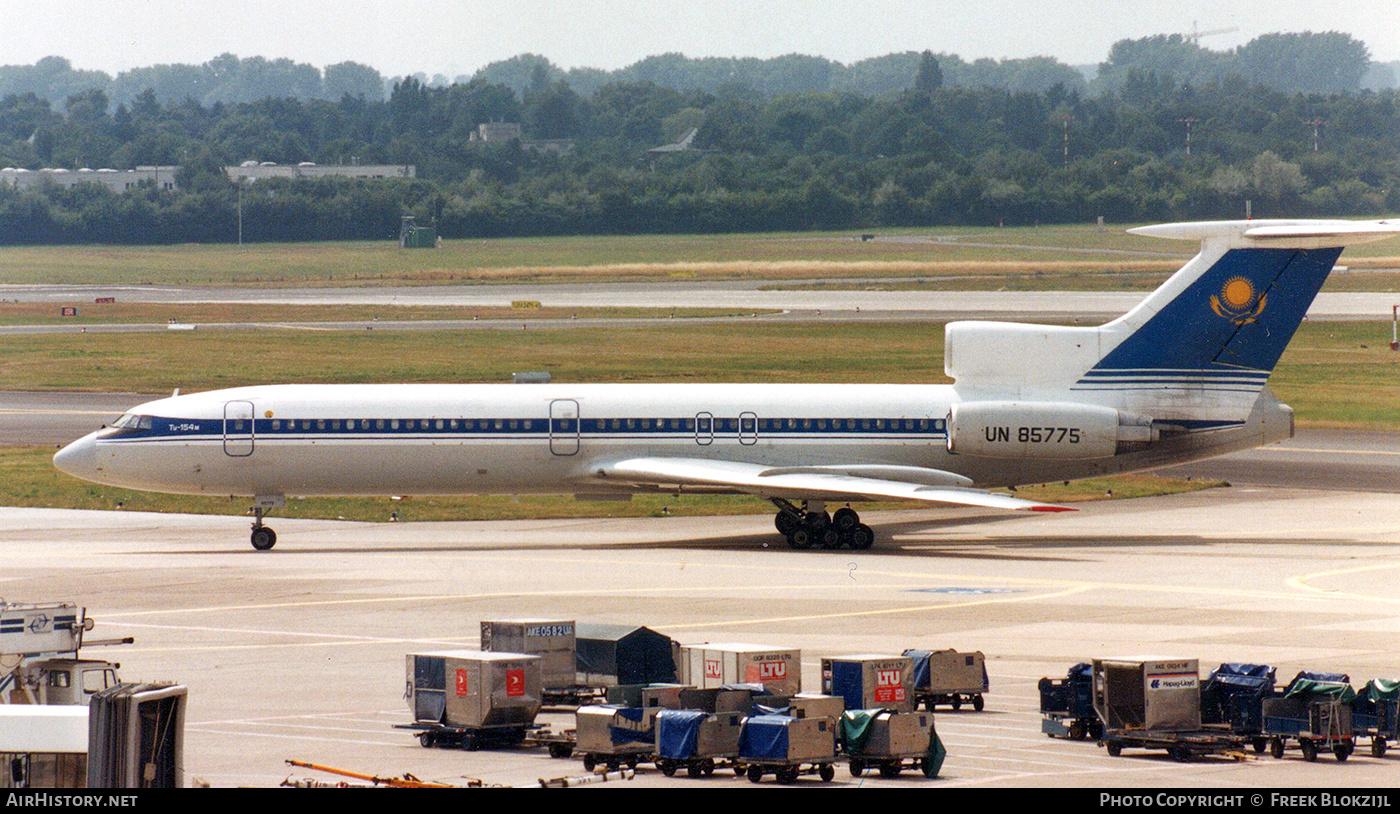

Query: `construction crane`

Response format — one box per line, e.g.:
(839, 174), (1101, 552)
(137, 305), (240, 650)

(1185, 21), (1239, 46)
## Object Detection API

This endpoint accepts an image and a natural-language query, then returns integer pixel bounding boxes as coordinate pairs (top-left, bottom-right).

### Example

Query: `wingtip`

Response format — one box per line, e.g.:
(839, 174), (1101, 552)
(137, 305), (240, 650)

(1028, 505), (1077, 512)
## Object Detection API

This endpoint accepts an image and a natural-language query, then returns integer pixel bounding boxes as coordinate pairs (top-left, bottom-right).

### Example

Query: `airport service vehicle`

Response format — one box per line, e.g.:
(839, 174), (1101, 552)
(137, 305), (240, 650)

(53, 219), (1400, 550)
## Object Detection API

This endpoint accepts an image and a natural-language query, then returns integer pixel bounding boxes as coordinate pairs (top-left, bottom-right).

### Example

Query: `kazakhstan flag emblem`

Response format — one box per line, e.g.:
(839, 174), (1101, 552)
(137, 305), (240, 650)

(1210, 276), (1267, 325)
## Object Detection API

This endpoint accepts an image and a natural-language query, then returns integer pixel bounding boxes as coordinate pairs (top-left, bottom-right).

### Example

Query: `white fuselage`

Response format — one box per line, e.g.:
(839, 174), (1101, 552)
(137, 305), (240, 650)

(55, 380), (1291, 500)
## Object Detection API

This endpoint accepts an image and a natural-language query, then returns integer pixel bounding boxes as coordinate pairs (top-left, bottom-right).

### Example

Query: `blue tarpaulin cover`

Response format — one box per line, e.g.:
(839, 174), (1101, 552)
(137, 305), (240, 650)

(739, 714), (792, 761)
(608, 706), (653, 746)
(656, 709), (708, 760)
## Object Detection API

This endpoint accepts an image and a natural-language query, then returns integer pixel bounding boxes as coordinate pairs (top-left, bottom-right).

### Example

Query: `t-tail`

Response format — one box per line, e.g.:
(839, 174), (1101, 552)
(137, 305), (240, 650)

(944, 219), (1400, 459)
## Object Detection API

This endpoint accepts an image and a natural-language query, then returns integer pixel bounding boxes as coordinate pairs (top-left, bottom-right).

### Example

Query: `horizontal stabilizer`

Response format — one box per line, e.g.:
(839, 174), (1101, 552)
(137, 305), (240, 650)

(589, 456), (1073, 512)
(1129, 219), (1400, 249)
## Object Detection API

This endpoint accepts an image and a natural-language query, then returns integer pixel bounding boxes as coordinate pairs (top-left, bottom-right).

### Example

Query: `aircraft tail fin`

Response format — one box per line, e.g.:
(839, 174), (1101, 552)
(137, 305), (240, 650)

(945, 219), (1400, 423)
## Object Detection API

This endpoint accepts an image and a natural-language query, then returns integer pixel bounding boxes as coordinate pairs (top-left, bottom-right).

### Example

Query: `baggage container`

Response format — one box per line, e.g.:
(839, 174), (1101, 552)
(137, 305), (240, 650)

(1092, 658), (1201, 733)
(1093, 658), (1257, 761)
(575, 624), (676, 687)
(840, 708), (943, 779)
(738, 714), (837, 783)
(405, 650), (542, 732)
(821, 655), (914, 713)
(679, 643), (801, 696)
(654, 709), (744, 777)
(787, 693), (845, 722)
(904, 648), (988, 711)
(480, 619), (576, 690)
(678, 685), (762, 714)
(573, 704), (654, 771)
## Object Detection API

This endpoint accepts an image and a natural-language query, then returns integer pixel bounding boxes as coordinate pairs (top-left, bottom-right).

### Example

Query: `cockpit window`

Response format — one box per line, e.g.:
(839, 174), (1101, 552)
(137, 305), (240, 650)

(111, 414), (153, 431)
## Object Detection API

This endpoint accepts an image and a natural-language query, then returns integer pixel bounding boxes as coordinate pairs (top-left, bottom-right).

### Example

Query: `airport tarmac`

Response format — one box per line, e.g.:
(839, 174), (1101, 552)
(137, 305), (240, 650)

(3, 484), (1398, 788)
(3, 282), (1398, 335)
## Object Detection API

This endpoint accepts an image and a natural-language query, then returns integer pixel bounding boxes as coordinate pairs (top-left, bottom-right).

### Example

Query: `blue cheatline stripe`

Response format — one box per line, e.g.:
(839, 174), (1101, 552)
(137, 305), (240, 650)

(103, 416), (952, 442)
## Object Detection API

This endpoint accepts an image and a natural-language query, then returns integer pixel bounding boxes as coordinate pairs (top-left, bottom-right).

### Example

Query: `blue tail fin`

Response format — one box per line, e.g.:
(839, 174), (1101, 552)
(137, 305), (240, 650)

(1089, 245), (1340, 376)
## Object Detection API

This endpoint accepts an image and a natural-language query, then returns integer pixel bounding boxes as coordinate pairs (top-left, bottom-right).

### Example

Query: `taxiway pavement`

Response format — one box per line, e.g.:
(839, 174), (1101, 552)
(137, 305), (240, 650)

(2, 484), (1398, 788)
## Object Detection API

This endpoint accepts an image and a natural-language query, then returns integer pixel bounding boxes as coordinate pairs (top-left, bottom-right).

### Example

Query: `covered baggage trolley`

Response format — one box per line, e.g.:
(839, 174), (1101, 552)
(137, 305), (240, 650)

(904, 649), (988, 711)
(1352, 679), (1400, 758)
(573, 704), (655, 771)
(1263, 672), (1356, 762)
(738, 714), (837, 784)
(840, 709), (945, 779)
(654, 709), (744, 777)
(1039, 662), (1101, 740)
(1200, 663), (1276, 752)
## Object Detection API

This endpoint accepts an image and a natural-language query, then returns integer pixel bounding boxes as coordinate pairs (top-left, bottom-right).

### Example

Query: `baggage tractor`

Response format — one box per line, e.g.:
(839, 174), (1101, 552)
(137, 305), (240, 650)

(1039, 662), (1101, 740)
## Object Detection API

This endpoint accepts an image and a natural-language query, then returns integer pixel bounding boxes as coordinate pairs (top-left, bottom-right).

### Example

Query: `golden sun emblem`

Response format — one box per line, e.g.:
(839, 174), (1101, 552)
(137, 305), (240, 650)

(1210, 276), (1267, 325)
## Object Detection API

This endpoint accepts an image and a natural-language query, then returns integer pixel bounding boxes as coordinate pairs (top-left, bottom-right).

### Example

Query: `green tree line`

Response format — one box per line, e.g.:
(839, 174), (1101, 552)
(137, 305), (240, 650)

(1, 32), (1397, 244)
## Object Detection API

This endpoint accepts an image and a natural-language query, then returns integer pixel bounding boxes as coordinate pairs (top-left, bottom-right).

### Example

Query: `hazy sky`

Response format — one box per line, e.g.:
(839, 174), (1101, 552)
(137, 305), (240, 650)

(6, 1), (1399, 78)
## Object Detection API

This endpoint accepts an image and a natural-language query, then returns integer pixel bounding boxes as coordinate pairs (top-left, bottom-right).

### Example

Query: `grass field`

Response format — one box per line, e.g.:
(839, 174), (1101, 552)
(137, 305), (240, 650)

(3, 223), (1396, 289)
(2, 321), (1395, 429)
(3, 223), (1394, 522)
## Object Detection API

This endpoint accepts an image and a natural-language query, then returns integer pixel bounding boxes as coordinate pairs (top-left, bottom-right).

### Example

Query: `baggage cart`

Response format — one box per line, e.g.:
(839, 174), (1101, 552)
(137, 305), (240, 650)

(523, 726), (578, 758)
(840, 709), (945, 778)
(1200, 663), (1276, 752)
(1351, 679), (1400, 758)
(737, 714), (837, 783)
(1092, 658), (1250, 761)
(1263, 674), (1356, 762)
(654, 709), (745, 777)
(904, 649), (988, 711)
(573, 704), (655, 771)
(1039, 662), (1101, 740)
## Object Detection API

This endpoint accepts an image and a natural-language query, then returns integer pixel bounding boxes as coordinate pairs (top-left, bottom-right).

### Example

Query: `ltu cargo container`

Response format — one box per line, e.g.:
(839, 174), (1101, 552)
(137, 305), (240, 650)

(679, 643), (802, 696)
(821, 655), (915, 713)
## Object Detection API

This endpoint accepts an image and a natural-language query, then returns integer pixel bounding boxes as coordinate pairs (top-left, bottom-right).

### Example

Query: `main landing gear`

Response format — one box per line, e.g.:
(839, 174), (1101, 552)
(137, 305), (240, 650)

(249, 495), (284, 551)
(771, 499), (874, 550)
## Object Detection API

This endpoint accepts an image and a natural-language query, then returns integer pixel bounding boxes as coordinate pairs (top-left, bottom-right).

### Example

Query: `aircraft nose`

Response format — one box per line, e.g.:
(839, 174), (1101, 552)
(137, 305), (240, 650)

(53, 434), (97, 480)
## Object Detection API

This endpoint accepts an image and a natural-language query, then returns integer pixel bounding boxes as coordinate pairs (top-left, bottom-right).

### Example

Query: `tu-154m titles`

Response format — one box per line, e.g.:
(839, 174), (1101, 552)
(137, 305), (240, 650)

(54, 219), (1400, 550)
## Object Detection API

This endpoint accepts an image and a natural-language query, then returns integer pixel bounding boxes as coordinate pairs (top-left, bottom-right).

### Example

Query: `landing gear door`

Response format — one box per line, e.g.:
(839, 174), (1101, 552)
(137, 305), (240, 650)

(550, 399), (580, 456)
(223, 401), (255, 457)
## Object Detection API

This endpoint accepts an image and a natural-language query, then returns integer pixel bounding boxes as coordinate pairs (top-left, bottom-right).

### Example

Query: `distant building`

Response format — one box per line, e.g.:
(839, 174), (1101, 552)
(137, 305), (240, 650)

(474, 122), (522, 142)
(471, 122), (574, 155)
(225, 162), (415, 183)
(0, 166), (179, 192)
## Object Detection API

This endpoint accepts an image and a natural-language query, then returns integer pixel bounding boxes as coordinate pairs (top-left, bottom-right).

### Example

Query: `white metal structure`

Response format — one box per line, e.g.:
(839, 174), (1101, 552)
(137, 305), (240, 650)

(53, 220), (1400, 550)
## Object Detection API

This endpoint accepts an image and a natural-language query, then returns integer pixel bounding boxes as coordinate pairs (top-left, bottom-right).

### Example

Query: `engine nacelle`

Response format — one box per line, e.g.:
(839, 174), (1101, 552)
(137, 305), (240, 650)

(947, 401), (1151, 460)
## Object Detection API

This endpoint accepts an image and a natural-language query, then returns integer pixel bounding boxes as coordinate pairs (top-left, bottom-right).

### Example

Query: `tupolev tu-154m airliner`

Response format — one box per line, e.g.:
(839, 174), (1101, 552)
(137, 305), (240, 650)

(54, 219), (1400, 550)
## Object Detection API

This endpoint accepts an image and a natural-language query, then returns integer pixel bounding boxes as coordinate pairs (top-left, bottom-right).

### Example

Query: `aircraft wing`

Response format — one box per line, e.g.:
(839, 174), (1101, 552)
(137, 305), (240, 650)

(587, 456), (1075, 512)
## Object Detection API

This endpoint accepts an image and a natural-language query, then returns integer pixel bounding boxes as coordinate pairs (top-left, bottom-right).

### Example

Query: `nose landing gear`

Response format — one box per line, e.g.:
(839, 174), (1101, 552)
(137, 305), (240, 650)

(249, 495), (285, 551)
